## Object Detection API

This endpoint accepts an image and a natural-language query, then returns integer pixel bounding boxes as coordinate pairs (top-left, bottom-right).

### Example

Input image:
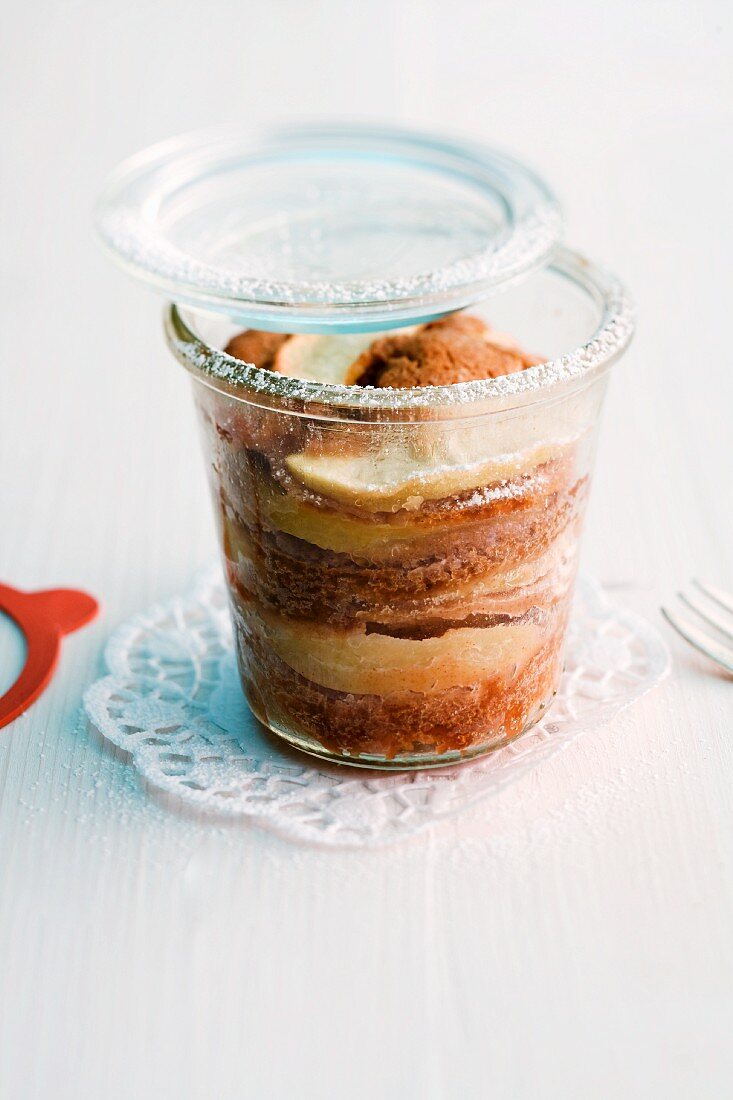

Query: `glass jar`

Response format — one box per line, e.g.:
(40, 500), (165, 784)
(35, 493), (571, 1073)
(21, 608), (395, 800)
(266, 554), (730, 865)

(164, 248), (631, 766)
(97, 126), (634, 768)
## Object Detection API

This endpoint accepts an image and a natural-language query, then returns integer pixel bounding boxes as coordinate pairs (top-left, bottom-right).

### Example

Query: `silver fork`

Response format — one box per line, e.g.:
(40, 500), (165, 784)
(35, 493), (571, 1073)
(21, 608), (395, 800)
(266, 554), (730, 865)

(662, 580), (733, 674)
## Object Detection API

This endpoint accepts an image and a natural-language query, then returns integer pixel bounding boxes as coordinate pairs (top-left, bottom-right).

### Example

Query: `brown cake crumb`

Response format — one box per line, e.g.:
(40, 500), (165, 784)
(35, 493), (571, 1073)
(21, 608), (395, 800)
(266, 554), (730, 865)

(347, 314), (543, 389)
(224, 329), (289, 369)
(222, 314), (543, 389)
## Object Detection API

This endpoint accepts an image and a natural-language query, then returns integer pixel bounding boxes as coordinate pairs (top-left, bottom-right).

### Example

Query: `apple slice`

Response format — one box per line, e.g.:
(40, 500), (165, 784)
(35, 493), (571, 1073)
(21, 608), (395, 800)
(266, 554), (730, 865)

(261, 609), (543, 695)
(274, 333), (384, 384)
(285, 442), (558, 512)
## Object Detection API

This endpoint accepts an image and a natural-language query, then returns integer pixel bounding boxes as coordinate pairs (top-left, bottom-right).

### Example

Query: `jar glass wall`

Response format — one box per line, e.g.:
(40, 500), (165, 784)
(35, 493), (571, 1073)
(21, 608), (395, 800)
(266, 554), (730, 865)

(166, 248), (633, 768)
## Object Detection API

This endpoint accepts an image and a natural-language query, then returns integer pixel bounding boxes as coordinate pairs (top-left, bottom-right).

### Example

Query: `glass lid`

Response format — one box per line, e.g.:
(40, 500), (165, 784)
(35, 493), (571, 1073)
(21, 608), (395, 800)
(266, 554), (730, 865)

(95, 123), (562, 333)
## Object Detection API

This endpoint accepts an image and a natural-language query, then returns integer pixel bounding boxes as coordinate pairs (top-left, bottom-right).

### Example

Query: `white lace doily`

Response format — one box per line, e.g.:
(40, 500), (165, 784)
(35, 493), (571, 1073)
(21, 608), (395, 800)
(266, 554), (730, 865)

(83, 569), (669, 848)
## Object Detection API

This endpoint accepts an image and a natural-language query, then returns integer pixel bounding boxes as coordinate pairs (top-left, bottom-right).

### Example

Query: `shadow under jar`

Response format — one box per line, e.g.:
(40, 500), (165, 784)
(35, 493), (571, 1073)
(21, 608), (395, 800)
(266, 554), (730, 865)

(166, 249), (633, 768)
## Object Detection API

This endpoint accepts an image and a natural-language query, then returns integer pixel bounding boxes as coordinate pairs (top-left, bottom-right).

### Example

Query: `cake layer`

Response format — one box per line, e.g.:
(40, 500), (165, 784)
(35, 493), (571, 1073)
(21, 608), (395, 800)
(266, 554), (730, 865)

(236, 621), (566, 760)
(225, 512), (578, 627)
(223, 431), (576, 516)
(218, 454), (579, 559)
(266, 484), (565, 558)
(221, 477), (580, 625)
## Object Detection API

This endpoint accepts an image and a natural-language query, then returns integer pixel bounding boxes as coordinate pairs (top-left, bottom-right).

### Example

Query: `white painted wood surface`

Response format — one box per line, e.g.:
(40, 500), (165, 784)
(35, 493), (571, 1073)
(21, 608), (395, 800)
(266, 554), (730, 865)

(1, 2), (731, 1096)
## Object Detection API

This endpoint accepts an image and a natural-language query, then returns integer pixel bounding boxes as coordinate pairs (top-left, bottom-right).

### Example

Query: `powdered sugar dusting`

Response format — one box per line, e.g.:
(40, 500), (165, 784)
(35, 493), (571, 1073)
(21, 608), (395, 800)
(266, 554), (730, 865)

(95, 126), (562, 328)
(101, 206), (561, 309)
(166, 253), (634, 415)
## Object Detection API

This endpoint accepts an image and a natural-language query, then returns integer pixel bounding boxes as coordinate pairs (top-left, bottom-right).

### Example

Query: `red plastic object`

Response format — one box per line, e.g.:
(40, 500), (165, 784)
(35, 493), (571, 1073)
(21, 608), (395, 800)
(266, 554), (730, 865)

(0, 584), (99, 730)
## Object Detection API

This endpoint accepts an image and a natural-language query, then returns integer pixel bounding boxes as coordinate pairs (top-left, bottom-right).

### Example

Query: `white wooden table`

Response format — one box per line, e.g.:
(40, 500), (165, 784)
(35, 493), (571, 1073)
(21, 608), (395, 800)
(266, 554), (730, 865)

(1, 2), (731, 1097)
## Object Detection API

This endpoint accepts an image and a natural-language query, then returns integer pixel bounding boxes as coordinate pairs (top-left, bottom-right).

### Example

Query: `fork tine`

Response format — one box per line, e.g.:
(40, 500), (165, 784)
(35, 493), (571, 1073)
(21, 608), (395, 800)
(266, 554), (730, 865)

(692, 579), (733, 617)
(678, 590), (733, 643)
(661, 606), (733, 674)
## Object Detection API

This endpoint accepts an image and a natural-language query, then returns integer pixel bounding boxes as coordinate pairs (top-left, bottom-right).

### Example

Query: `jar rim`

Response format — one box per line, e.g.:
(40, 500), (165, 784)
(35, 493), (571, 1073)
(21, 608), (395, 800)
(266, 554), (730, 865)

(165, 246), (634, 421)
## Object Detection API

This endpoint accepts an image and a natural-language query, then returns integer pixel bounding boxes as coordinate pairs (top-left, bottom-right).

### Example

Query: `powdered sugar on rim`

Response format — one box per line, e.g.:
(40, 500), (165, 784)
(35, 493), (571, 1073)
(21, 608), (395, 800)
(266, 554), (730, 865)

(166, 248), (634, 414)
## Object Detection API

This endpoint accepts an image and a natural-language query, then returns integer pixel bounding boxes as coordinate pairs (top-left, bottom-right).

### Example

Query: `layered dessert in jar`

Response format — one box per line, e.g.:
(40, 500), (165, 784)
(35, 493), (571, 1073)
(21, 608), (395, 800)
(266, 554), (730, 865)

(188, 309), (596, 766)
(97, 125), (633, 767)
